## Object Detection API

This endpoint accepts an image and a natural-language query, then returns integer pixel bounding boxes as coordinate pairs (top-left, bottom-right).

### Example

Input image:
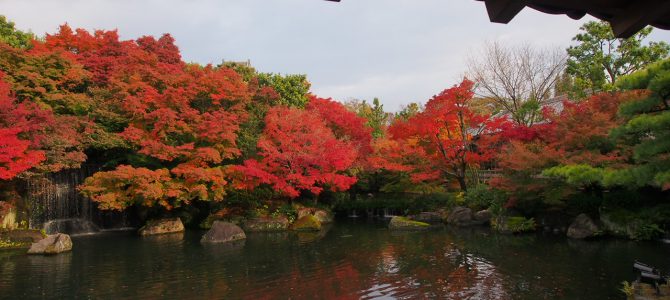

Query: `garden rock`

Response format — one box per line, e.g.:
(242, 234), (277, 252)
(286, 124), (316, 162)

(291, 215), (322, 231)
(388, 216), (430, 230)
(27, 233), (72, 254)
(567, 214), (600, 239)
(201, 221), (246, 243)
(138, 218), (184, 236)
(244, 216), (290, 232)
(447, 207), (475, 226)
(473, 210), (493, 225)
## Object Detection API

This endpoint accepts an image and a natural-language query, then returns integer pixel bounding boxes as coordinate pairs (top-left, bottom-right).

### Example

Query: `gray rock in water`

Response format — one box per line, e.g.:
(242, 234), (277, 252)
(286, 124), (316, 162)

(27, 233), (73, 254)
(201, 221), (246, 244)
(138, 218), (185, 236)
(567, 214), (600, 239)
(447, 207), (474, 226)
(43, 218), (100, 235)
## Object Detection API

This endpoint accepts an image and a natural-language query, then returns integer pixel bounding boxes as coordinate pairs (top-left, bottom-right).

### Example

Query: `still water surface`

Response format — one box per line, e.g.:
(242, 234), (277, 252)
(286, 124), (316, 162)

(2, 219), (669, 299)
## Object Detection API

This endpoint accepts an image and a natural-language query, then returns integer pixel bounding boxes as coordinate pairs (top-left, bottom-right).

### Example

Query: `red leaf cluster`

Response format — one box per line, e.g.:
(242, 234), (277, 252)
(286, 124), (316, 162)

(234, 106), (358, 198)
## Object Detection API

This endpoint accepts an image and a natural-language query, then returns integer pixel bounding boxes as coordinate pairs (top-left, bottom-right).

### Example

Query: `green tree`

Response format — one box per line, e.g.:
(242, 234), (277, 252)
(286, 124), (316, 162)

(256, 73), (310, 108)
(0, 16), (33, 49)
(567, 21), (669, 96)
(604, 58), (670, 189)
(345, 97), (390, 138)
(394, 102), (422, 121)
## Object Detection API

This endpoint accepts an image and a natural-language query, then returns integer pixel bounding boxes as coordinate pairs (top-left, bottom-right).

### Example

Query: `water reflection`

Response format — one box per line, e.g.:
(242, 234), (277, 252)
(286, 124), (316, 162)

(1, 220), (669, 299)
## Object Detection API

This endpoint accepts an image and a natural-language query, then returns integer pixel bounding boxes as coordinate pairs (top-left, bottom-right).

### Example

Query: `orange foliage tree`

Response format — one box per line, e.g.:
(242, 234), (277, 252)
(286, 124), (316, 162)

(491, 91), (639, 208)
(381, 79), (508, 192)
(63, 26), (252, 210)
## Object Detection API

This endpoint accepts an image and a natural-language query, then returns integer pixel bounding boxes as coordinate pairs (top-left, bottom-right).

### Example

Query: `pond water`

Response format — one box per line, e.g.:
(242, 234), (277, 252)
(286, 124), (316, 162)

(1, 219), (669, 299)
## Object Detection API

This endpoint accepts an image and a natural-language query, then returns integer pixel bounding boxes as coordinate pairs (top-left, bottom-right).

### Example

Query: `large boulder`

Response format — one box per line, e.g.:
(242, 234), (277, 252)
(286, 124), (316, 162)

(291, 215), (322, 231)
(447, 207), (474, 226)
(388, 216), (430, 230)
(27, 233), (72, 254)
(244, 216), (290, 232)
(473, 210), (493, 225)
(567, 214), (600, 239)
(138, 218), (184, 236)
(201, 221), (246, 244)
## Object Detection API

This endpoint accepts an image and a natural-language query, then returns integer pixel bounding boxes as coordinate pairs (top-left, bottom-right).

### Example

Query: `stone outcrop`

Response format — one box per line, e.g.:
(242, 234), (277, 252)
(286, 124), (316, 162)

(201, 221), (246, 244)
(243, 216), (290, 232)
(388, 216), (430, 230)
(27, 233), (72, 254)
(138, 218), (184, 236)
(291, 215), (322, 231)
(446, 207), (492, 226)
(567, 214), (600, 239)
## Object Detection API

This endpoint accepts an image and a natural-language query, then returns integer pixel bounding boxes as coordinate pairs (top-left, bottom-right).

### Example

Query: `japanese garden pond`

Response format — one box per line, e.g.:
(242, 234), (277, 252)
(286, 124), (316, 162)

(1, 219), (669, 299)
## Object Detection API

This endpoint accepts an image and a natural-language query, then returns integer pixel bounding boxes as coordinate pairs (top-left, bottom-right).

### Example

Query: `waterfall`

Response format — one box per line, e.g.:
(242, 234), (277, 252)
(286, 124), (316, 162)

(22, 165), (97, 228)
(19, 165), (134, 233)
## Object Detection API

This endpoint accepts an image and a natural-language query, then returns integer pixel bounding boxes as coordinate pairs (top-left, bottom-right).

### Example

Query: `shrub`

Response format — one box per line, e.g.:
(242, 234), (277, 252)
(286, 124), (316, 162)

(464, 184), (507, 211)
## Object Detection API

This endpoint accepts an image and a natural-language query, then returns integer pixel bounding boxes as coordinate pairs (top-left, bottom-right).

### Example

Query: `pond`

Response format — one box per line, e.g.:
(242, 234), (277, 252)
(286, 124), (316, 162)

(1, 219), (668, 299)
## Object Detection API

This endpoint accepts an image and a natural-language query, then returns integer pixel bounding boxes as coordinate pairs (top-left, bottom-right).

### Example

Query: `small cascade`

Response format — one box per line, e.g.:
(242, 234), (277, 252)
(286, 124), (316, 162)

(20, 165), (135, 231)
(383, 208), (394, 218)
(348, 209), (359, 218)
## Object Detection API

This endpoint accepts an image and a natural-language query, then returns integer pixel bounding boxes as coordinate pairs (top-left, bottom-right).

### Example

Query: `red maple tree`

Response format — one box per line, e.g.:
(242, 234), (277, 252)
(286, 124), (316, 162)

(233, 106), (358, 198)
(0, 73), (49, 179)
(383, 79), (508, 191)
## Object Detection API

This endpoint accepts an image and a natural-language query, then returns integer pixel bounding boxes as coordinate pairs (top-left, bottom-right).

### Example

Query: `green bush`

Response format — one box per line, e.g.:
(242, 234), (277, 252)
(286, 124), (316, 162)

(492, 216), (536, 233)
(464, 184), (507, 211)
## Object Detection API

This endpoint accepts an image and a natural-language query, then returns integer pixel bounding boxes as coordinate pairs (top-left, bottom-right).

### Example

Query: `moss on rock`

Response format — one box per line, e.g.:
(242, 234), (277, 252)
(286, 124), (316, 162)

(291, 215), (322, 231)
(388, 216), (430, 230)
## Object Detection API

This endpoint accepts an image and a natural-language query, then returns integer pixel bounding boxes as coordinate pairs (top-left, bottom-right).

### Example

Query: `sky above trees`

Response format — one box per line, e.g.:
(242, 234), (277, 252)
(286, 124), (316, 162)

(1, 0), (669, 111)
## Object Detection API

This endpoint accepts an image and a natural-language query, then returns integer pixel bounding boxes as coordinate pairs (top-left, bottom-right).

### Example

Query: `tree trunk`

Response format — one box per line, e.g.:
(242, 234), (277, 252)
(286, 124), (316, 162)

(457, 176), (468, 193)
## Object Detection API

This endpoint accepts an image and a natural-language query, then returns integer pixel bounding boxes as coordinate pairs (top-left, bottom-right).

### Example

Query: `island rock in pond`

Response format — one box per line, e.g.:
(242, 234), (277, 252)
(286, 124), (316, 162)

(388, 216), (430, 230)
(567, 214), (600, 239)
(138, 218), (185, 236)
(27, 233), (72, 254)
(291, 215), (322, 231)
(201, 221), (246, 243)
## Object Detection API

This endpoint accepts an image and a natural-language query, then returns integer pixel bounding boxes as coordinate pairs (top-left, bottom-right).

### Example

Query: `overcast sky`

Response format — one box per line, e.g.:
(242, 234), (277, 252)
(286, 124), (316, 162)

(1, 0), (669, 111)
